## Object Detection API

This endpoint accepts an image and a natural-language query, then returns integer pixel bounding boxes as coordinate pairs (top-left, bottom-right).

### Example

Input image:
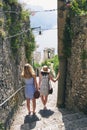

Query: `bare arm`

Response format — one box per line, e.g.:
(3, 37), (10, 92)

(33, 75), (38, 90)
(39, 73), (42, 88)
(55, 71), (60, 81)
(49, 71), (60, 82)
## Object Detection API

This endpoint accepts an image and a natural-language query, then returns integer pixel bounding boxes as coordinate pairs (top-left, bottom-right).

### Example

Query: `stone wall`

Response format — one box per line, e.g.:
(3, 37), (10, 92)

(0, 37), (26, 130)
(65, 15), (87, 114)
(57, 0), (68, 107)
(43, 48), (55, 61)
(0, 1), (26, 129)
(58, 0), (87, 114)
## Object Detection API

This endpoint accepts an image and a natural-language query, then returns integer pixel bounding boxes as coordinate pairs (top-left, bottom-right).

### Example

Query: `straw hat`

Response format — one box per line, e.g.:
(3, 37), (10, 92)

(41, 65), (50, 73)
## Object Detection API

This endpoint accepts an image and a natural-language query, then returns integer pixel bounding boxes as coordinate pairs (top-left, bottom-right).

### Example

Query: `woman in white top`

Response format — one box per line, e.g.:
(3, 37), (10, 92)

(39, 65), (60, 110)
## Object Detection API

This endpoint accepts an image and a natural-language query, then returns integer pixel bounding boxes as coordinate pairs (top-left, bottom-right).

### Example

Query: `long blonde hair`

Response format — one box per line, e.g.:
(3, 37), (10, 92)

(21, 63), (35, 79)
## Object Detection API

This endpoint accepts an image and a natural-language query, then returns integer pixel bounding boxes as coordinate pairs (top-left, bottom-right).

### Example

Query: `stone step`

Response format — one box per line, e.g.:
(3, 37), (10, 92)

(21, 123), (59, 130)
(20, 115), (87, 130)
(76, 127), (87, 130)
(58, 108), (76, 115)
(63, 112), (87, 122)
(64, 117), (87, 130)
(18, 107), (87, 130)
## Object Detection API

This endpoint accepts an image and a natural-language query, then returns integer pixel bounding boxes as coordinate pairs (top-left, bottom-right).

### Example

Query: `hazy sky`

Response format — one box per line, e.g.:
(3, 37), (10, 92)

(18, 0), (57, 10)
(18, 0), (58, 59)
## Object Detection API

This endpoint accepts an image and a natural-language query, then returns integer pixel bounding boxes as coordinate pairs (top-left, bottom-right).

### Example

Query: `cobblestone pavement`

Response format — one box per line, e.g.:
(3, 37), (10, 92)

(10, 79), (87, 130)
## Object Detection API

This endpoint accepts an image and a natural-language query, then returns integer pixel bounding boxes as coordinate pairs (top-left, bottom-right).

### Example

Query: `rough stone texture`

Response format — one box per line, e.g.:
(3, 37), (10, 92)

(57, 0), (68, 107)
(65, 15), (87, 114)
(58, 1), (87, 114)
(43, 48), (55, 61)
(0, 1), (26, 129)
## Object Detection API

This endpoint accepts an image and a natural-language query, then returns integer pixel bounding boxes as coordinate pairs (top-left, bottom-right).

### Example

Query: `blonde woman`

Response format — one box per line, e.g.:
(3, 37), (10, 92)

(21, 63), (38, 115)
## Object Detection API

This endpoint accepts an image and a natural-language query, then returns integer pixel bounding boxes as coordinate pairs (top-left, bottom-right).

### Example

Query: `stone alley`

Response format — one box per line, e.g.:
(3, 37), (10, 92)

(10, 79), (87, 130)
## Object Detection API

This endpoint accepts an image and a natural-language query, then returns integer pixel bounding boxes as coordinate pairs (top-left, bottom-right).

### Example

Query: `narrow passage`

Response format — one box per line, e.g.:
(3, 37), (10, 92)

(10, 79), (58, 130)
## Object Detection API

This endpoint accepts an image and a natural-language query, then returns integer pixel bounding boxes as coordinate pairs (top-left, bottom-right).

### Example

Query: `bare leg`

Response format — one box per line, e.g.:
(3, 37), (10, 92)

(41, 95), (45, 105)
(41, 95), (48, 109)
(26, 98), (30, 113)
(44, 95), (48, 109)
(44, 95), (48, 106)
(32, 98), (36, 114)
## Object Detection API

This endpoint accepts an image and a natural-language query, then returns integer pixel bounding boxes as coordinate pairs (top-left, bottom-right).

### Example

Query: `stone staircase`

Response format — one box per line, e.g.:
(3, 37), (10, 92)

(10, 81), (87, 130)
(20, 107), (87, 130)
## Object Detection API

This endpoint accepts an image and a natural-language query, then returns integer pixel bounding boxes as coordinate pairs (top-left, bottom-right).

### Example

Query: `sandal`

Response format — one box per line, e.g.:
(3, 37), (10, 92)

(28, 112), (31, 115)
(44, 106), (47, 110)
(32, 112), (36, 115)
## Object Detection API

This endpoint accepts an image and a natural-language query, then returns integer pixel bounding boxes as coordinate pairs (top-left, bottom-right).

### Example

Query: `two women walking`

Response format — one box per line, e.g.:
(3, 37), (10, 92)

(21, 63), (60, 115)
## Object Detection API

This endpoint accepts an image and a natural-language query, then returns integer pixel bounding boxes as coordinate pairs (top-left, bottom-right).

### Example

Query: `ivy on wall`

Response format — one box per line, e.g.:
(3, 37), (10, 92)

(63, 14), (73, 58)
(0, 2), (3, 7)
(0, 18), (4, 26)
(0, 122), (4, 130)
(63, 0), (87, 58)
(70, 0), (87, 16)
(3, 0), (36, 64)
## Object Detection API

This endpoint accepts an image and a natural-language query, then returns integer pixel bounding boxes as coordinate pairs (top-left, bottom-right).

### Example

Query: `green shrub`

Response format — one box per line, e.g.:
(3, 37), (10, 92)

(8, 0), (18, 4)
(41, 55), (59, 76)
(0, 29), (6, 38)
(0, 2), (3, 7)
(71, 0), (87, 16)
(0, 122), (4, 130)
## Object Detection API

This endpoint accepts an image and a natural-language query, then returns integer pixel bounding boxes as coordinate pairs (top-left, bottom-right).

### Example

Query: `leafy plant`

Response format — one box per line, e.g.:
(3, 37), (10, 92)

(8, 0), (18, 4)
(0, 18), (4, 26)
(63, 15), (72, 58)
(53, 55), (59, 76)
(3, 0), (36, 63)
(20, 10), (30, 22)
(0, 29), (6, 38)
(41, 55), (59, 76)
(0, 122), (4, 130)
(71, 0), (87, 16)
(0, 2), (3, 7)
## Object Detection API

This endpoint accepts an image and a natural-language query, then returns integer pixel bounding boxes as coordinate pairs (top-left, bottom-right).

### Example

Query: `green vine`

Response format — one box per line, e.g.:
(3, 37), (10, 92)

(41, 55), (59, 76)
(0, 18), (4, 26)
(71, 0), (87, 16)
(0, 2), (3, 7)
(8, 0), (17, 4)
(63, 0), (87, 58)
(3, 0), (36, 63)
(0, 122), (4, 130)
(25, 31), (35, 63)
(63, 14), (73, 58)
(0, 29), (6, 38)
